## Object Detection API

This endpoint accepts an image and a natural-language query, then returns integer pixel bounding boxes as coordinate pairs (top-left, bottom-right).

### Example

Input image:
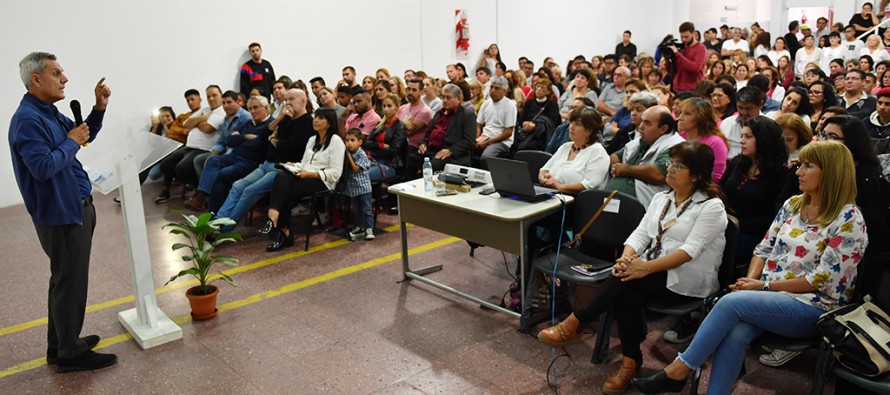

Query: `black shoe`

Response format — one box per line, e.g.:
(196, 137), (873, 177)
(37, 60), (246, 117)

(56, 350), (117, 373)
(258, 219), (273, 236)
(46, 335), (101, 364)
(631, 371), (687, 395)
(266, 229), (294, 252)
(155, 190), (171, 204)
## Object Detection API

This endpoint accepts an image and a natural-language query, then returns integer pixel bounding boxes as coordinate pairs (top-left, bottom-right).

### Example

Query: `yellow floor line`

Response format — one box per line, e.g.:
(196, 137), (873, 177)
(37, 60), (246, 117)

(0, 234), (456, 380)
(0, 223), (407, 338)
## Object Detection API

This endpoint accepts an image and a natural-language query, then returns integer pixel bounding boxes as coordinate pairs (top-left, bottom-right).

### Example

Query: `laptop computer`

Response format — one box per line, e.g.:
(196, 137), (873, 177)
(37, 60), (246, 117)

(486, 157), (558, 202)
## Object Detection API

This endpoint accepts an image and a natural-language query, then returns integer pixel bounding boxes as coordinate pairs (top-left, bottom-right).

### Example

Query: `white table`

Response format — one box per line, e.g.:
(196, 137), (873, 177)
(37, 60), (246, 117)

(389, 179), (573, 319)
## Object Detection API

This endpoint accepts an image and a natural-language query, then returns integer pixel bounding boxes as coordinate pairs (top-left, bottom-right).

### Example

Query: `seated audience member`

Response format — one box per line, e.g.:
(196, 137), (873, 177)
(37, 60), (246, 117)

(841, 69), (877, 119)
(775, 113), (813, 164)
(538, 107), (609, 194)
(606, 91), (659, 154)
(317, 86), (346, 120)
(151, 90), (201, 202)
(708, 61), (726, 82)
(720, 86), (765, 158)
(695, 79), (716, 101)
(361, 76), (377, 94)
(760, 66), (786, 103)
(215, 89), (313, 230)
(766, 86), (813, 125)
(341, 86), (381, 136)
(475, 66), (492, 96)
(270, 80), (290, 118)
(711, 83), (738, 121)
(468, 79), (486, 113)
(408, 83), (476, 174)
(793, 35), (822, 79)
(677, 97), (729, 181)
(545, 97), (595, 154)
(192, 90), (251, 184)
(389, 76), (408, 104)
(633, 140), (865, 395)
(337, 66), (357, 90)
(803, 68), (827, 87)
(734, 64), (751, 89)
(264, 108), (345, 252)
(598, 54), (617, 86)
(130, 106), (179, 189)
(865, 88), (890, 148)
(184, 96), (273, 213)
(399, 78), (434, 151)
(721, 116), (790, 269)
(557, 69), (599, 121)
(650, 85), (674, 108)
(342, 129), (375, 241)
(157, 85), (225, 204)
(309, 76), (326, 108)
(864, 71), (878, 95)
(506, 69), (528, 108)
(808, 80), (839, 130)
(422, 77), (443, 114)
(475, 76), (517, 165)
(518, 77), (560, 146)
(606, 106), (686, 206)
(540, 141), (728, 394)
(372, 79), (392, 116)
(598, 66), (630, 118)
(336, 85), (353, 108)
(365, 93), (406, 181)
(603, 79), (648, 141)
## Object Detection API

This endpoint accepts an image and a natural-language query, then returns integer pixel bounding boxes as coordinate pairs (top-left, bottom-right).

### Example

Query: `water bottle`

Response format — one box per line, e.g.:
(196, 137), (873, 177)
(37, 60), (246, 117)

(422, 157), (433, 192)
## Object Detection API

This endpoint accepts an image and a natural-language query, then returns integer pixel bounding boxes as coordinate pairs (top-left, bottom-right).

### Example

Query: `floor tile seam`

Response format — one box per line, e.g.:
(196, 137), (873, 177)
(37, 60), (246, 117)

(0, 235), (459, 379)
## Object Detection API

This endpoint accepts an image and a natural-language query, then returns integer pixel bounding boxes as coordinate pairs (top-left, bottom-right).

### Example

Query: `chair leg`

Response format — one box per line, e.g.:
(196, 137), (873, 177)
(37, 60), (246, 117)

(591, 309), (613, 364)
(690, 367), (701, 395)
(810, 341), (830, 395)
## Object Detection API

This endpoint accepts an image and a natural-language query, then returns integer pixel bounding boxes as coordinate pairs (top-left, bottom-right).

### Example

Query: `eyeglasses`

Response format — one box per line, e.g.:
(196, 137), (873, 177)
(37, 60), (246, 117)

(817, 131), (844, 141)
(667, 159), (688, 170)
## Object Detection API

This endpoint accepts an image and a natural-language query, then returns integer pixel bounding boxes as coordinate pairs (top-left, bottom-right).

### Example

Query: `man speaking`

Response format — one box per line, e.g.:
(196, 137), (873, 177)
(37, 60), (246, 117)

(8, 52), (117, 372)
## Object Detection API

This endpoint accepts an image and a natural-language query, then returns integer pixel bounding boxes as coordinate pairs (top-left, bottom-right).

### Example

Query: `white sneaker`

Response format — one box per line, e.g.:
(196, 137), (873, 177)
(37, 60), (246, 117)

(365, 228), (375, 240)
(758, 349), (802, 367)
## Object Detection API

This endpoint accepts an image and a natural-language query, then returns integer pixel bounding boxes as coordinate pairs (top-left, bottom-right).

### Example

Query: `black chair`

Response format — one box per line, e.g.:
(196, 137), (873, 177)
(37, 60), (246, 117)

(513, 150), (553, 184)
(289, 189), (334, 251)
(590, 217), (739, 367)
(520, 189), (646, 333)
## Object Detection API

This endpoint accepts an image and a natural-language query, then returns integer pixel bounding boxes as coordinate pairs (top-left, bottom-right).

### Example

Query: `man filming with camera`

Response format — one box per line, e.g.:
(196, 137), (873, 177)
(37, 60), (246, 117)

(665, 21), (706, 92)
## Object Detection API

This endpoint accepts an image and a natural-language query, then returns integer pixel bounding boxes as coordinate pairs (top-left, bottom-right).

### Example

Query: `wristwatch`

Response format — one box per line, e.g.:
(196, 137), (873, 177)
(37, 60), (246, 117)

(762, 281), (771, 291)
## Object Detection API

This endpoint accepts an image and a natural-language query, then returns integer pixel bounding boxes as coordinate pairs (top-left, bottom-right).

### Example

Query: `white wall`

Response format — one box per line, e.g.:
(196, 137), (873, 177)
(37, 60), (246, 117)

(0, 0), (861, 208)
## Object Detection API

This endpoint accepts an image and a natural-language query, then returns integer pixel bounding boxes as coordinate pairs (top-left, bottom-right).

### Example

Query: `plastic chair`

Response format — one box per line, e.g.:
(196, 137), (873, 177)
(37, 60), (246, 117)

(520, 189), (646, 333)
(513, 150), (553, 184)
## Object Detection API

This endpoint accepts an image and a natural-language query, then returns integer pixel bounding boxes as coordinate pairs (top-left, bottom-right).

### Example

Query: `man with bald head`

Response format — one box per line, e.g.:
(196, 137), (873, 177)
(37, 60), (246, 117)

(598, 66), (630, 117)
(214, 88), (313, 228)
(605, 106), (685, 206)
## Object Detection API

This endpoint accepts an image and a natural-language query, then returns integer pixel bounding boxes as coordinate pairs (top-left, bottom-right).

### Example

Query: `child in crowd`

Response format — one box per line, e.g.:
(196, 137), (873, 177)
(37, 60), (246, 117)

(343, 129), (375, 241)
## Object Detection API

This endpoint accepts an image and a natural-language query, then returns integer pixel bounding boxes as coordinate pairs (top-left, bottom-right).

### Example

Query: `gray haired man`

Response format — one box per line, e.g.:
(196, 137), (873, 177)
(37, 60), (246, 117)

(475, 76), (517, 166)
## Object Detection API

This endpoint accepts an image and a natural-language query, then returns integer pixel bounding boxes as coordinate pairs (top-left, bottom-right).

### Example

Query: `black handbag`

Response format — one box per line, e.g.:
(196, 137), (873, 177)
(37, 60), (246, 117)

(816, 296), (890, 377)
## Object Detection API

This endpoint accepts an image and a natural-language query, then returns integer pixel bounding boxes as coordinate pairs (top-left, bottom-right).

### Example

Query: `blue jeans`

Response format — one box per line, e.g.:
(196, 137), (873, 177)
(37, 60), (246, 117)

(215, 161), (280, 229)
(351, 193), (374, 229)
(679, 291), (824, 395)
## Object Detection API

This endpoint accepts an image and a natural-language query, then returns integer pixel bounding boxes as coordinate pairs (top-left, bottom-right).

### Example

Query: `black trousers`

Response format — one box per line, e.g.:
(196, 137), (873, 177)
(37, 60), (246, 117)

(268, 172), (328, 230)
(574, 271), (697, 364)
(34, 199), (96, 358)
(159, 146), (206, 187)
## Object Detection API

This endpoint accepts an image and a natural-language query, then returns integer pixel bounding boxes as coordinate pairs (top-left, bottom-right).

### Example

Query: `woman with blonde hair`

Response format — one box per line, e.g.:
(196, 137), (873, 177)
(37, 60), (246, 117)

(375, 68), (391, 82)
(650, 85), (674, 108)
(467, 79), (486, 113)
(507, 69), (527, 108)
(361, 76), (376, 93)
(389, 76), (408, 104)
(633, 140), (866, 395)
(636, 57), (655, 83)
(676, 97), (729, 181)
(861, 34), (890, 64)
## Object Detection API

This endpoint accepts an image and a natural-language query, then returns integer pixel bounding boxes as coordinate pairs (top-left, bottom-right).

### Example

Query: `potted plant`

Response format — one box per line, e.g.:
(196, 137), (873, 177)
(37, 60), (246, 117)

(163, 210), (242, 320)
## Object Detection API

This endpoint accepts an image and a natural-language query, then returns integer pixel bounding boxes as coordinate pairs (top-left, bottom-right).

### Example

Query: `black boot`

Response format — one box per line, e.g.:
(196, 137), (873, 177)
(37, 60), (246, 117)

(258, 219), (274, 236)
(266, 228), (294, 252)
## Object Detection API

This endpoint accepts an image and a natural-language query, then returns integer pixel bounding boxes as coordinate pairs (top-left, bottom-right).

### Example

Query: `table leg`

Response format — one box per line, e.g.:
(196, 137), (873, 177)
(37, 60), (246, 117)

(399, 197), (442, 280)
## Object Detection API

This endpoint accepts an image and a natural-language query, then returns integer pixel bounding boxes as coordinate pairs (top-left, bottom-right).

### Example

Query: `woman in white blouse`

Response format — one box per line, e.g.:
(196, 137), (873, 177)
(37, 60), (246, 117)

(794, 35), (822, 78)
(861, 34), (890, 64)
(538, 106), (609, 194)
(538, 141), (727, 394)
(767, 37), (791, 67)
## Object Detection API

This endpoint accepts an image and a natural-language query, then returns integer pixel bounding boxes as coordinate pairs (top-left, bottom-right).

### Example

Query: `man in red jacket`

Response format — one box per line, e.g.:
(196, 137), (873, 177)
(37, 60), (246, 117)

(667, 22), (706, 92)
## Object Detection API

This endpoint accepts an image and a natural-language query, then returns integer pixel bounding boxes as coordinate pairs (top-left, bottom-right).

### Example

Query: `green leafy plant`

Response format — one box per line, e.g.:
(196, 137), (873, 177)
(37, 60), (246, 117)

(163, 210), (242, 295)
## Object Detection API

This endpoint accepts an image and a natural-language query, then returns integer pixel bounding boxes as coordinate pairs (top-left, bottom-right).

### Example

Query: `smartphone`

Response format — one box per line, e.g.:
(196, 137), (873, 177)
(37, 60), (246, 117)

(435, 189), (457, 196)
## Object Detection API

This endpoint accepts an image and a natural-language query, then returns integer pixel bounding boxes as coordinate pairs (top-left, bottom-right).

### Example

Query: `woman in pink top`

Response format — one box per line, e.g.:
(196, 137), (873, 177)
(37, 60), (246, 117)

(677, 97), (729, 182)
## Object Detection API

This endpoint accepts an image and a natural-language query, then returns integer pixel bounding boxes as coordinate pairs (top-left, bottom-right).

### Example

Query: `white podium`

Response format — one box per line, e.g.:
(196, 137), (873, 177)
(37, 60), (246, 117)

(85, 132), (183, 349)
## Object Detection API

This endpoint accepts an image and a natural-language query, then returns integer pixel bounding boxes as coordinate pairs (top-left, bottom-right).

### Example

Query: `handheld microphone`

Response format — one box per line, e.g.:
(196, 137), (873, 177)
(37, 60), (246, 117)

(70, 100), (87, 146)
(70, 100), (83, 126)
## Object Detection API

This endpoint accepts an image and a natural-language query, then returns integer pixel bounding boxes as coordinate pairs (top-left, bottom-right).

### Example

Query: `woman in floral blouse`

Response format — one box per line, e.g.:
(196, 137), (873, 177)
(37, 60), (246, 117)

(632, 140), (868, 395)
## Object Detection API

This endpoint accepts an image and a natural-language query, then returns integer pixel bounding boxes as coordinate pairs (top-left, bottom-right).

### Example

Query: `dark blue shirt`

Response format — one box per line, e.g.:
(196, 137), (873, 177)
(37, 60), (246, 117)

(9, 93), (104, 225)
(226, 116), (272, 164)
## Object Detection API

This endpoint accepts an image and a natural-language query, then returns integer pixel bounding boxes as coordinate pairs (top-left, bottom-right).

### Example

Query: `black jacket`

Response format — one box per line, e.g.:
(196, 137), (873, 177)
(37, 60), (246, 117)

(364, 119), (407, 168)
(423, 105), (476, 166)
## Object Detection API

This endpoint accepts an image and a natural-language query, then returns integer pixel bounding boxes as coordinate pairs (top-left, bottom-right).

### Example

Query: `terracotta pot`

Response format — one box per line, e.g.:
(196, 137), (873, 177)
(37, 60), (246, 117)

(186, 285), (219, 320)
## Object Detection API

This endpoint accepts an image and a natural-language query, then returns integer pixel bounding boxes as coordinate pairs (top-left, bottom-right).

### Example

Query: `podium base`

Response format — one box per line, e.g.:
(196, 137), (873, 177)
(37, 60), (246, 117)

(118, 308), (182, 349)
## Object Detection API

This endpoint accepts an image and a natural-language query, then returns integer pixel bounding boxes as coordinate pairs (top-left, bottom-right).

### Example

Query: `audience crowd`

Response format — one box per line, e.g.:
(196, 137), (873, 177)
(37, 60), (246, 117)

(140, 6), (890, 392)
